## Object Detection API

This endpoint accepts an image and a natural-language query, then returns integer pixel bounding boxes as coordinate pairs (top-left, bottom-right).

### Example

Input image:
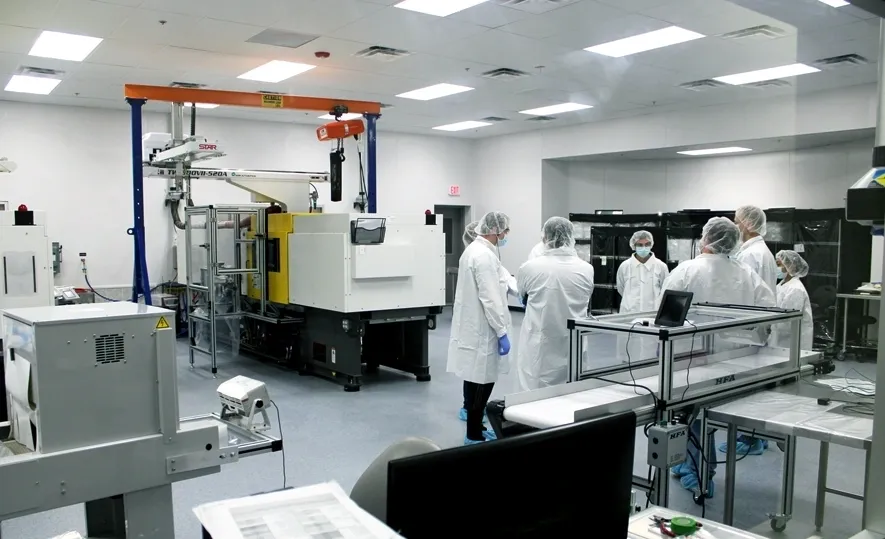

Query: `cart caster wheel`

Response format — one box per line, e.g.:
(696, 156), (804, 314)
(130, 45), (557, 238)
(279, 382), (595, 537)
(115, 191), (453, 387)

(770, 518), (787, 532)
(416, 374), (431, 382)
(344, 384), (360, 392)
(427, 317), (436, 330)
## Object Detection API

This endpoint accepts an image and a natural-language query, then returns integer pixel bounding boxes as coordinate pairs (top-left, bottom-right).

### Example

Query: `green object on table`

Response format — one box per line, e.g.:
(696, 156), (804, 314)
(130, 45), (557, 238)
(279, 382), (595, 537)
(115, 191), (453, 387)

(669, 516), (699, 536)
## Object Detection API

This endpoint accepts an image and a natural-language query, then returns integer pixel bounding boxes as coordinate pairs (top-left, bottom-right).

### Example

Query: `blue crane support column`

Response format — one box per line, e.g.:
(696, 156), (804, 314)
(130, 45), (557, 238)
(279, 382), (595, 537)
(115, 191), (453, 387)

(365, 113), (380, 213)
(127, 97), (152, 305)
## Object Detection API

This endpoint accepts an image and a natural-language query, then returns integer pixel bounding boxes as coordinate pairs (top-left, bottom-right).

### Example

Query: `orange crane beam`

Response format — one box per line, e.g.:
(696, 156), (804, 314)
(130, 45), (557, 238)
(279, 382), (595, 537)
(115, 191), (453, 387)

(124, 84), (382, 115)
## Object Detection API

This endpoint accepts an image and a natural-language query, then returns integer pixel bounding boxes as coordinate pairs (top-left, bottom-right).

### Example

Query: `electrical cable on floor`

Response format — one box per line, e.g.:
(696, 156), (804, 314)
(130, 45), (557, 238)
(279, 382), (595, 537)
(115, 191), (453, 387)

(270, 399), (287, 489)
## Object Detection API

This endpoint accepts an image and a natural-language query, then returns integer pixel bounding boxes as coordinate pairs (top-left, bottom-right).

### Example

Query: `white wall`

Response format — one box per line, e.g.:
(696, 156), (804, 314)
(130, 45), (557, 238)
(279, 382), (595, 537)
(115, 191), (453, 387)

(0, 101), (476, 292)
(556, 138), (873, 215)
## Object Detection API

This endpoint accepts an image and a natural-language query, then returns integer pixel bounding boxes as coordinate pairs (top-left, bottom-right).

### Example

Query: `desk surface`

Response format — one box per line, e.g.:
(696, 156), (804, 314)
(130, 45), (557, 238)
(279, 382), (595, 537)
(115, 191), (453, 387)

(706, 391), (874, 450)
(629, 508), (767, 538)
(837, 293), (881, 300)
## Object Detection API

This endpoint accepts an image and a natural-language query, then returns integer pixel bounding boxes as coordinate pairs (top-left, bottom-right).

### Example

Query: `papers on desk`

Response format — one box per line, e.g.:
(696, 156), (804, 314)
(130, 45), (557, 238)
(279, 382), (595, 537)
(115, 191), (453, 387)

(816, 377), (876, 397)
(194, 482), (403, 539)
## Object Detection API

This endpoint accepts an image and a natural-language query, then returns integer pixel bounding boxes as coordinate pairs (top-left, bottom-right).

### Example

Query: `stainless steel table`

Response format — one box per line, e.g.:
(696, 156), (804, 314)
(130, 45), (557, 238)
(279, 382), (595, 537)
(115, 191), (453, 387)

(837, 293), (881, 356)
(629, 507), (768, 538)
(706, 390), (874, 533)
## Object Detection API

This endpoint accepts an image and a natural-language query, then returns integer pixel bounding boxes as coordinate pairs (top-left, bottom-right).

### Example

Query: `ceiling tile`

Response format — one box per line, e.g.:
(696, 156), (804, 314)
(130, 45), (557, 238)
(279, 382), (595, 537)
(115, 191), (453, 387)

(49, 0), (136, 37)
(0, 25), (43, 55)
(2, 0), (61, 28)
(333, 7), (489, 54)
(498, 0), (629, 39)
(92, 0), (144, 5)
(138, 0), (295, 26)
(441, 29), (573, 72)
(595, 0), (671, 11)
(110, 9), (202, 44)
(726, 0), (867, 31)
(84, 39), (167, 68)
(640, 0), (784, 36)
(545, 13), (668, 50)
(448, 2), (532, 28)
(273, 0), (387, 35)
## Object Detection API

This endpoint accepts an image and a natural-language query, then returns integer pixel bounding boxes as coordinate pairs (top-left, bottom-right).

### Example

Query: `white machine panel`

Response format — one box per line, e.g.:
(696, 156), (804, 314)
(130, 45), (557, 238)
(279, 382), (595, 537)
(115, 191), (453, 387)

(289, 213), (445, 313)
(0, 210), (53, 311)
(3, 303), (177, 454)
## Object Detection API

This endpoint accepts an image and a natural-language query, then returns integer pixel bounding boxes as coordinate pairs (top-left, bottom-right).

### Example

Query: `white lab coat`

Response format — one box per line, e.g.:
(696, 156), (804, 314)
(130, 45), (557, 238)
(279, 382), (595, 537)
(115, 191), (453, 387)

(659, 254), (776, 308)
(772, 278), (814, 350)
(515, 247), (594, 390)
(735, 236), (778, 296)
(528, 242), (546, 260)
(617, 254), (670, 314)
(447, 237), (512, 384)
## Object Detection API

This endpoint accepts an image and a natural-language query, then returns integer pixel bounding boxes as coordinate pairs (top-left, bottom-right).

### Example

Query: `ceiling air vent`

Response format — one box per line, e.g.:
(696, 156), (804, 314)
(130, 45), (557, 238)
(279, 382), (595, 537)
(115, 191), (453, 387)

(812, 54), (869, 69)
(746, 79), (791, 89)
(17, 66), (64, 77)
(170, 81), (206, 89)
(679, 79), (726, 92)
(495, 0), (578, 13)
(525, 115), (556, 122)
(720, 25), (787, 40)
(480, 116), (509, 122)
(482, 68), (529, 81)
(354, 46), (411, 62)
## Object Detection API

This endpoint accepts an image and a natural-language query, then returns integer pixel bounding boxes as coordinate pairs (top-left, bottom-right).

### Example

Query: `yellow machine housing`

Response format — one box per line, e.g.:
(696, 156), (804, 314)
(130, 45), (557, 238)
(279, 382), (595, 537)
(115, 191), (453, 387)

(246, 212), (318, 304)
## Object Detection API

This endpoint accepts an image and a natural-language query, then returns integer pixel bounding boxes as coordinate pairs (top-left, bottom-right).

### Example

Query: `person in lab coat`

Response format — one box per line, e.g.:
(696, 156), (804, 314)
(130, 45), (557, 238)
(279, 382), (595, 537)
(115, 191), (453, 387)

(457, 220), (519, 422)
(732, 205), (778, 454)
(528, 241), (547, 260)
(516, 217), (594, 391)
(447, 211), (513, 445)
(772, 250), (814, 350)
(660, 217), (776, 496)
(617, 230), (669, 314)
(734, 205), (778, 294)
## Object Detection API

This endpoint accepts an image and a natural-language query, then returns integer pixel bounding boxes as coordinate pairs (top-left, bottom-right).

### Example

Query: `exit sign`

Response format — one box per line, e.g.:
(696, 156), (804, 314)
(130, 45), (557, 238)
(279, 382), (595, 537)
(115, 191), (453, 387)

(449, 185), (461, 196)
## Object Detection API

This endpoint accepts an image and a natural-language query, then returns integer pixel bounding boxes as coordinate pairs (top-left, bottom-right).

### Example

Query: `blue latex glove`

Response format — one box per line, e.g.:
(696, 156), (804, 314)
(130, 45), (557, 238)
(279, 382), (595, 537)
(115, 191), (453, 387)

(498, 334), (511, 355)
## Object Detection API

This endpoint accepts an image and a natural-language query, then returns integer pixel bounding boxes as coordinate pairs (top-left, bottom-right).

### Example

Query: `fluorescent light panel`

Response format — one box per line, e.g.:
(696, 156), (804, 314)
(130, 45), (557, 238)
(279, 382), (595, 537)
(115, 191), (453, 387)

(4, 75), (61, 95)
(397, 83), (473, 101)
(237, 60), (315, 83)
(678, 147), (752, 156)
(584, 26), (704, 58)
(713, 63), (820, 85)
(29, 31), (102, 62)
(519, 102), (592, 116)
(394, 0), (488, 17)
(318, 113), (363, 120)
(433, 121), (492, 132)
(818, 0), (849, 6)
(194, 103), (219, 109)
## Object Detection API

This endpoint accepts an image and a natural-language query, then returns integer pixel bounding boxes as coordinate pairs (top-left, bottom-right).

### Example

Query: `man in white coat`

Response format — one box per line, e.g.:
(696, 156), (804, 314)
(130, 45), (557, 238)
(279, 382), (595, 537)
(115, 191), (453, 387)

(734, 205), (778, 295)
(516, 217), (594, 391)
(659, 217), (776, 497)
(447, 211), (512, 445)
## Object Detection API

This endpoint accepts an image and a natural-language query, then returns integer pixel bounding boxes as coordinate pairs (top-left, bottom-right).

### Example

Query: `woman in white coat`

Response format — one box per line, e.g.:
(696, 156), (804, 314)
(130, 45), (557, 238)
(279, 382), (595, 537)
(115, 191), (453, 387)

(446, 211), (512, 444)
(516, 217), (594, 390)
(772, 250), (814, 350)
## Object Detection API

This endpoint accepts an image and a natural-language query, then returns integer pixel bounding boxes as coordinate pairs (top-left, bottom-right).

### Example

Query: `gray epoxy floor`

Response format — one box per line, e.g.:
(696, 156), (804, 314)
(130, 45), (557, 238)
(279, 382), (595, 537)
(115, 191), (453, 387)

(1, 309), (875, 538)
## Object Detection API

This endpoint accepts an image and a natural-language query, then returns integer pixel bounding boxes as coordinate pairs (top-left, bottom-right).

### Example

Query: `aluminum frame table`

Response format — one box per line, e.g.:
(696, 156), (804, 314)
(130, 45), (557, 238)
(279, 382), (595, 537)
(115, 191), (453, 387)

(837, 293), (881, 356)
(706, 390), (873, 533)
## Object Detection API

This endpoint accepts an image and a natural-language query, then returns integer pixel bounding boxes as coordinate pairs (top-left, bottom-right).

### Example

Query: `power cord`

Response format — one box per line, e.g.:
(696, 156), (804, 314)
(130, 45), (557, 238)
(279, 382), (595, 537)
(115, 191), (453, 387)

(625, 322), (642, 397)
(680, 321), (700, 400)
(270, 399), (288, 489)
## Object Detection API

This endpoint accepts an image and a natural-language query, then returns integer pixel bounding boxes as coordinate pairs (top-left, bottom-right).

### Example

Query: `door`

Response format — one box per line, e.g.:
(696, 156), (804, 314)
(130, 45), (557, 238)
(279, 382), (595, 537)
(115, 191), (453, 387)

(435, 205), (470, 305)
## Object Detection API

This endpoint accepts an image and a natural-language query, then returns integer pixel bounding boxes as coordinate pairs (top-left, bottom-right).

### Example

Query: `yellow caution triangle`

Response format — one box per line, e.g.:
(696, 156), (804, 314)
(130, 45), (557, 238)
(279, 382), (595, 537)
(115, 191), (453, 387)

(156, 316), (171, 330)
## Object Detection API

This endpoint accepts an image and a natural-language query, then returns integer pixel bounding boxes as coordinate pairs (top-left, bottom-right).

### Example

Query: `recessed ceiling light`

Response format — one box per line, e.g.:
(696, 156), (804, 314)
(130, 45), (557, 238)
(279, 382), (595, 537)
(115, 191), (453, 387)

(318, 113), (363, 120)
(194, 103), (219, 109)
(394, 0), (488, 17)
(584, 26), (704, 58)
(28, 31), (102, 62)
(519, 102), (592, 116)
(433, 121), (493, 132)
(677, 147), (752, 156)
(713, 63), (820, 85)
(817, 0), (849, 6)
(237, 60), (315, 83)
(397, 83), (473, 101)
(4, 75), (61, 95)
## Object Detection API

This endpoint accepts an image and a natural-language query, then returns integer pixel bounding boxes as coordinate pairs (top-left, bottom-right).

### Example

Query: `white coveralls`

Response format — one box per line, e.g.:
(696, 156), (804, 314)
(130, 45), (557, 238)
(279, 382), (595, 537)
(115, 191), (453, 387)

(516, 247), (594, 390)
(659, 254), (776, 308)
(616, 254), (670, 364)
(735, 236), (778, 295)
(772, 278), (814, 350)
(528, 242), (546, 260)
(446, 237), (512, 384)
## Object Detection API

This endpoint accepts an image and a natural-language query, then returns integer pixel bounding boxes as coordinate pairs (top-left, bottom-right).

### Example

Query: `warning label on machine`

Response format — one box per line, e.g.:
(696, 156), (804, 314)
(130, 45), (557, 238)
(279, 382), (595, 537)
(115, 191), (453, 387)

(156, 317), (170, 329)
(261, 94), (283, 108)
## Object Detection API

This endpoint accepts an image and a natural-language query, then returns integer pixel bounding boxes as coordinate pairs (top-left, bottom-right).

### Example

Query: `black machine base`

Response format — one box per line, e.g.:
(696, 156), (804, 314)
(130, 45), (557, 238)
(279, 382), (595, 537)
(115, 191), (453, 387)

(297, 306), (440, 391)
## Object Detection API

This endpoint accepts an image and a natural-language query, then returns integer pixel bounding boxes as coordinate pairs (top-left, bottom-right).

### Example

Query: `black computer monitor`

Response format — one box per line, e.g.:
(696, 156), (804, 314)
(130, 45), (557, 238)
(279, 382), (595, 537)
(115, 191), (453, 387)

(655, 290), (693, 327)
(387, 412), (636, 539)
